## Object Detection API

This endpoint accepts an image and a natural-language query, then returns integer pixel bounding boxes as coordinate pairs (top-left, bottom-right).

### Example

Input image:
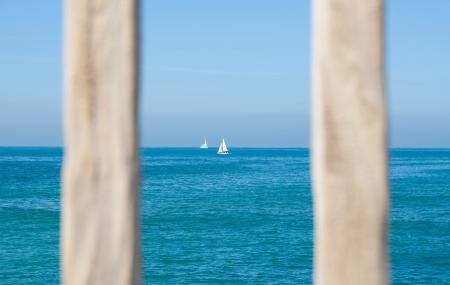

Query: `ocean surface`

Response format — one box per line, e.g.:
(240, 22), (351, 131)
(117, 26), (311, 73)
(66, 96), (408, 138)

(0, 147), (449, 284)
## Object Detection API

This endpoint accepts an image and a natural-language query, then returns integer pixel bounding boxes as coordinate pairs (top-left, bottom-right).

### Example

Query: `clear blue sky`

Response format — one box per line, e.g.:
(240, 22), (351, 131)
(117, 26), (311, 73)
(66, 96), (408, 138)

(0, 0), (449, 147)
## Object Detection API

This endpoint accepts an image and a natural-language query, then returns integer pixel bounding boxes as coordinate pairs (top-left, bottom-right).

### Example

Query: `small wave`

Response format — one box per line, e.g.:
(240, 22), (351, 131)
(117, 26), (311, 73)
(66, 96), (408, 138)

(0, 198), (60, 212)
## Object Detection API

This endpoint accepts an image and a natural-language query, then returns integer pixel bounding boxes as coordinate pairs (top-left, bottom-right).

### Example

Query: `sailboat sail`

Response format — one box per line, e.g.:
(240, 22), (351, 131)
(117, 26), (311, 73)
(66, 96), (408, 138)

(221, 139), (228, 152)
(200, 138), (208, 149)
(217, 138), (229, 155)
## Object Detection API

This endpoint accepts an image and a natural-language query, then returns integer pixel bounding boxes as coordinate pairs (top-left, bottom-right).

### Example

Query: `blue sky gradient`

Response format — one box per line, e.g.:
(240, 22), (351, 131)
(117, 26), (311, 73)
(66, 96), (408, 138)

(0, 0), (449, 147)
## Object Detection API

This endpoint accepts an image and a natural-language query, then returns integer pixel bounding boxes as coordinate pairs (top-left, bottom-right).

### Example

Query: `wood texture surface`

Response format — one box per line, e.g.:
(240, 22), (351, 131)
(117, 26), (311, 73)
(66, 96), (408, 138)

(62, 0), (140, 284)
(312, 0), (389, 284)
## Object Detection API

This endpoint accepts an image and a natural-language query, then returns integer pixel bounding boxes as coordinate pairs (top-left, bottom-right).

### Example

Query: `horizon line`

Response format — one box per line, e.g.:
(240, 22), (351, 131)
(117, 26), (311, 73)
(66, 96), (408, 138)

(1, 146), (450, 149)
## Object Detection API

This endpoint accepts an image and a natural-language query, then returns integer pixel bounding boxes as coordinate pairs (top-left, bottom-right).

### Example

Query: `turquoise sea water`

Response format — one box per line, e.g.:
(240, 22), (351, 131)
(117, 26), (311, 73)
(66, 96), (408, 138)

(0, 148), (449, 284)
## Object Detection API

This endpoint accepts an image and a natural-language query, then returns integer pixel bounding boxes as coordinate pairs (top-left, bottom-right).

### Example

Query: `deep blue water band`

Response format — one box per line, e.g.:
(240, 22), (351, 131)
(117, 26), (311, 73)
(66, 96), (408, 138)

(0, 148), (449, 284)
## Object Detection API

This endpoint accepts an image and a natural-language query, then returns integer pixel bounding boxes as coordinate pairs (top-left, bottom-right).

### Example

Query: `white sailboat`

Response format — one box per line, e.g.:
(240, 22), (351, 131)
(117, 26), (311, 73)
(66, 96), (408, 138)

(200, 138), (208, 149)
(217, 138), (229, 155)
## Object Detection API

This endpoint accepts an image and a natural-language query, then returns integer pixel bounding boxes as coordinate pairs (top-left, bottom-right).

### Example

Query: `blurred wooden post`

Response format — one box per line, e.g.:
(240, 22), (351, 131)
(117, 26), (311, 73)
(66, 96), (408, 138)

(62, 0), (140, 284)
(312, 0), (388, 284)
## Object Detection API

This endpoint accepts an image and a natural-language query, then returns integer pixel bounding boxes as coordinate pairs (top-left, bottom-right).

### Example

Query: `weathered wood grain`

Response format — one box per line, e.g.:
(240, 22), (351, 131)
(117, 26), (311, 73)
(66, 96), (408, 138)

(62, 0), (140, 284)
(312, 0), (388, 284)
